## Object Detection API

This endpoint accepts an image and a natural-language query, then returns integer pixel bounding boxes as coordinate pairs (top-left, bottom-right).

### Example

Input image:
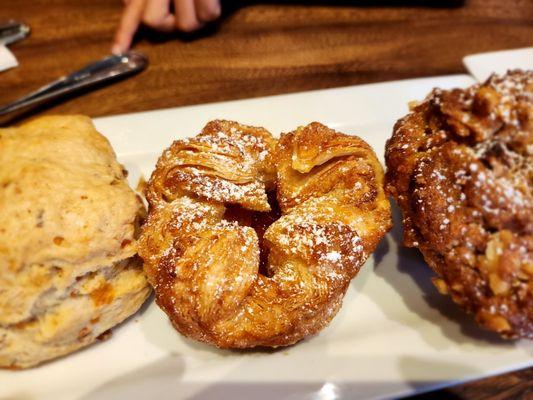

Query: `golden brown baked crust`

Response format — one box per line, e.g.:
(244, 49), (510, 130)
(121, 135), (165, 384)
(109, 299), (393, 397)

(139, 120), (391, 348)
(385, 71), (532, 339)
(0, 116), (151, 368)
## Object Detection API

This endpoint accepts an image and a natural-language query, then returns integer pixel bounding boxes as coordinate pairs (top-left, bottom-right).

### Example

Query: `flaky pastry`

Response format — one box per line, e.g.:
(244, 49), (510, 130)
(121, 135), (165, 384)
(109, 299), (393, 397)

(139, 120), (391, 348)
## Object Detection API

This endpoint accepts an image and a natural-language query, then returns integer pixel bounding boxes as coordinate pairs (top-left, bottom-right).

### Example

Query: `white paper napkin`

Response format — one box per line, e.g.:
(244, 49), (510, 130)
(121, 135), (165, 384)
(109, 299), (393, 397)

(463, 47), (533, 82)
(0, 45), (18, 72)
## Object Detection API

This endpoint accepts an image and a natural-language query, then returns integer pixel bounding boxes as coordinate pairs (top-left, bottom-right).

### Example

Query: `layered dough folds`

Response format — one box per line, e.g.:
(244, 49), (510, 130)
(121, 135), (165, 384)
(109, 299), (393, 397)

(140, 120), (391, 347)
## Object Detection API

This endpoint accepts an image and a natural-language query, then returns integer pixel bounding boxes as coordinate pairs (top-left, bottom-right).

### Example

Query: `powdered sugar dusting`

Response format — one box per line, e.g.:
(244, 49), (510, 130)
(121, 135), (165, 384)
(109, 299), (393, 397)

(141, 120), (389, 347)
(386, 71), (532, 338)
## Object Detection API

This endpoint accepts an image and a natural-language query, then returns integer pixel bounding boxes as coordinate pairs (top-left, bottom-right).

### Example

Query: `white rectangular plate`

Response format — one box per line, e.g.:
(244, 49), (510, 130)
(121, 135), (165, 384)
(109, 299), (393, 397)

(463, 47), (533, 82)
(2, 74), (532, 400)
(0, 45), (18, 73)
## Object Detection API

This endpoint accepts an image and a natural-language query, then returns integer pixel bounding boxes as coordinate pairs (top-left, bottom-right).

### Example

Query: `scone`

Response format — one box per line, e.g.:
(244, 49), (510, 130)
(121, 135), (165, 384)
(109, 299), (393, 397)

(385, 71), (532, 339)
(139, 120), (391, 348)
(0, 115), (151, 368)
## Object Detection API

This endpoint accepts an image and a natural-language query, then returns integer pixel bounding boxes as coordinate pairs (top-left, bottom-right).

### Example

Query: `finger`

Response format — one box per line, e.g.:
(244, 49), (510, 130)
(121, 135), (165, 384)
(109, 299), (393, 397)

(112, 0), (146, 54)
(173, 0), (203, 32)
(195, 0), (221, 22)
(143, 0), (175, 31)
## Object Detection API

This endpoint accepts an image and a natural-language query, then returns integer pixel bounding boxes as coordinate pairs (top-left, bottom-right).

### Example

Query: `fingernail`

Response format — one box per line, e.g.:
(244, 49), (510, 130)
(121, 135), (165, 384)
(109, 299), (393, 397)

(111, 44), (123, 55)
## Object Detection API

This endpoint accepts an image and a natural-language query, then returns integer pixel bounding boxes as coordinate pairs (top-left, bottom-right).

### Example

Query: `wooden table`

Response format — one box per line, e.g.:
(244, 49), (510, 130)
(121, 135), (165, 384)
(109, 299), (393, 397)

(1, 0), (532, 397)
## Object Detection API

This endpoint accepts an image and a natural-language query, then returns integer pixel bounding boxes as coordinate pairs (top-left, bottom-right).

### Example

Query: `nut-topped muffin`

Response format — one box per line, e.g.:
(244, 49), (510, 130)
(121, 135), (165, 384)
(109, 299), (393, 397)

(385, 71), (532, 339)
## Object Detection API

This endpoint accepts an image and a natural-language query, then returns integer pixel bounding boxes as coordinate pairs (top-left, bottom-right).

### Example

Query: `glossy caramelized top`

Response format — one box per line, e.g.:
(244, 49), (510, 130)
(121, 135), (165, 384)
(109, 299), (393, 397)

(139, 120), (391, 348)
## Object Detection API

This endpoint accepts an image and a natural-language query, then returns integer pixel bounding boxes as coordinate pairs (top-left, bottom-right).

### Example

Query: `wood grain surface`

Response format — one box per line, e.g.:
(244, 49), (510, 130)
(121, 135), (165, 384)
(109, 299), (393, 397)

(0, 0), (532, 398)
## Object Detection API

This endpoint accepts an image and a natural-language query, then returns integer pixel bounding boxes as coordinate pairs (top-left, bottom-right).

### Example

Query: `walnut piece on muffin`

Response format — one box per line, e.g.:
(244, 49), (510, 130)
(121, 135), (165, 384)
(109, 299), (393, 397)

(0, 115), (151, 369)
(385, 70), (532, 339)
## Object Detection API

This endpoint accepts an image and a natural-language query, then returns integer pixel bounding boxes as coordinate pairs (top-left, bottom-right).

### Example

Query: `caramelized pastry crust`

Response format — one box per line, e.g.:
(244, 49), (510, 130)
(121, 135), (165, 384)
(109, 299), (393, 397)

(385, 71), (532, 339)
(139, 120), (391, 348)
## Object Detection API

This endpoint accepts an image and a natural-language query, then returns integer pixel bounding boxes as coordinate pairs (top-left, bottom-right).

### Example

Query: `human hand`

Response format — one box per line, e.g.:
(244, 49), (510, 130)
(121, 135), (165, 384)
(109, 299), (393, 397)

(112, 0), (222, 54)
